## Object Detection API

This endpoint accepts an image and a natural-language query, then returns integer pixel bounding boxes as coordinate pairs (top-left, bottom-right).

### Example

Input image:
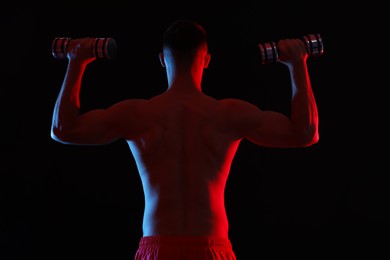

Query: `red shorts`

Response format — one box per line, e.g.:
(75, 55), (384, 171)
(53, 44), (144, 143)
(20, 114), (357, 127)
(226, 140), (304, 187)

(134, 235), (237, 260)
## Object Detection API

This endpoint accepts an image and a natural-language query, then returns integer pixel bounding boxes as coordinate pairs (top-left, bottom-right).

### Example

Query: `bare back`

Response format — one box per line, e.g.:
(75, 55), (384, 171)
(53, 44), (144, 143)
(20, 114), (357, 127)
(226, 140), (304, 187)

(123, 90), (241, 238)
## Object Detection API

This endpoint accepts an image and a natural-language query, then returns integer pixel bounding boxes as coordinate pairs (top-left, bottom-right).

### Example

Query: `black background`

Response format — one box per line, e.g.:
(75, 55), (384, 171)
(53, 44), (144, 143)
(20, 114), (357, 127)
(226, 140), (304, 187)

(1, 1), (388, 259)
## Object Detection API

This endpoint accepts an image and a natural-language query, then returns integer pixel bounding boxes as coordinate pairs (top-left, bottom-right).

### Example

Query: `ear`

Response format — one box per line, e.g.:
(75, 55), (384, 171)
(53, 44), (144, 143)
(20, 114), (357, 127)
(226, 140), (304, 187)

(204, 53), (211, 68)
(159, 52), (166, 67)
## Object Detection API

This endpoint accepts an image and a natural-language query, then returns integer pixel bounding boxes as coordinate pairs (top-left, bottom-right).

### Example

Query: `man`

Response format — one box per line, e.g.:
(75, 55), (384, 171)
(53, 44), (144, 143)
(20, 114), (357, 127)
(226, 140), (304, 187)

(51, 19), (319, 259)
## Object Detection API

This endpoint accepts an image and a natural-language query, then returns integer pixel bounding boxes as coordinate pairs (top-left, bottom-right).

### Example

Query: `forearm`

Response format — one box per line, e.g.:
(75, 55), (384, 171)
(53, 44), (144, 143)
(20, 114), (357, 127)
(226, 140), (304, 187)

(51, 60), (88, 140)
(289, 61), (319, 145)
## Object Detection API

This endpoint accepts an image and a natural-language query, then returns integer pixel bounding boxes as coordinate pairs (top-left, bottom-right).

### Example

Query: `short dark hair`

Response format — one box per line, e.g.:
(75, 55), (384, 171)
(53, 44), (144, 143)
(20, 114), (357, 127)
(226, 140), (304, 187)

(163, 20), (208, 53)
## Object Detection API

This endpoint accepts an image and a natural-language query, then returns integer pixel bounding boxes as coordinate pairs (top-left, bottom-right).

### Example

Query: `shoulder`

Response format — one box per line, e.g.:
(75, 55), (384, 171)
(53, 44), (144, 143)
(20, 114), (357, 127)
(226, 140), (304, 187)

(219, 98), (261, 114)
(110, 98), (149, 109)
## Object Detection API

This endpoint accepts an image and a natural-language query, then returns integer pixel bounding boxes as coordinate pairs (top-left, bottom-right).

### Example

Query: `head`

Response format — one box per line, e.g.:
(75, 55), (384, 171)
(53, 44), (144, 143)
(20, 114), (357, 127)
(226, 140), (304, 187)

(159, 20), (210, 71)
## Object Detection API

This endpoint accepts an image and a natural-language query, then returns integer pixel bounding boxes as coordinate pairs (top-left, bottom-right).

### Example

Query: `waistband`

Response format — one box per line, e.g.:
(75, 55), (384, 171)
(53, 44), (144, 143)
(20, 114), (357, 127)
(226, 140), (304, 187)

(139, 235), (233, 248)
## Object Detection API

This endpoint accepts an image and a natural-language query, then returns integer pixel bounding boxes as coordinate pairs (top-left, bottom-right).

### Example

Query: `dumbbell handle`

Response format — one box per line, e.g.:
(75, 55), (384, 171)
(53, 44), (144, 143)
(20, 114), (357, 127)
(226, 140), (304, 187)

(52, 37), (117, 60)
(258, 33), (324, 64)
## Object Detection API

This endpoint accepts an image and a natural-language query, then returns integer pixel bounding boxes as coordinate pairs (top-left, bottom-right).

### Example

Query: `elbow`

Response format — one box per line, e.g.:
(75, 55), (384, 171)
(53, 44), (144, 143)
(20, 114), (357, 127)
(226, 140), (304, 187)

(290, 123), (319, 148)
(301, 127), (319, 147)
(50, 126), (70, 144)
(50, 130), (61, 143)
(304, 132), (319, 147)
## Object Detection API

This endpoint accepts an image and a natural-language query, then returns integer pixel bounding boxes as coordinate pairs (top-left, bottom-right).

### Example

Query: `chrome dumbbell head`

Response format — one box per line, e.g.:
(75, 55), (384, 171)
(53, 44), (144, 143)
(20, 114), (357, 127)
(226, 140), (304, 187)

(301, 33), (324, 57)
(258, 41), (278, 64)
(92, 38), (117, 60)
(51, 37), (71, 60)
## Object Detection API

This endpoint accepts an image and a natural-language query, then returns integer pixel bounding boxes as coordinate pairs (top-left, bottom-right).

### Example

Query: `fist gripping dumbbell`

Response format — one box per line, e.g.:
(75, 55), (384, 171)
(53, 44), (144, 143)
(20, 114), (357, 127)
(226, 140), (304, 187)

(52, 37), (118, 60)
(258, 33), (324, 64)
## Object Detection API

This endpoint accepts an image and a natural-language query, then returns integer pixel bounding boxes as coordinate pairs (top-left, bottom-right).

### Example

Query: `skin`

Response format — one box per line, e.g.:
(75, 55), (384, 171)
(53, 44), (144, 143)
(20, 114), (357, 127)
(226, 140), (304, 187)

(51, 35), (319, 239)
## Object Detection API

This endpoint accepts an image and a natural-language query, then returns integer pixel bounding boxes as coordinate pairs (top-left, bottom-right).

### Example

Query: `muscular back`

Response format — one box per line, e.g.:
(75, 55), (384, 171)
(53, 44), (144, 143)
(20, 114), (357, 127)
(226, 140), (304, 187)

(120, 90), (242, 238)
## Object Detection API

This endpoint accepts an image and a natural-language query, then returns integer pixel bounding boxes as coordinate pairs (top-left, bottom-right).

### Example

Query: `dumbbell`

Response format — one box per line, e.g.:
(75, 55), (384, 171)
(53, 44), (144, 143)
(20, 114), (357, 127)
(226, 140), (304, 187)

(52, 37), (118, 60)
(258, 33), (324, 64)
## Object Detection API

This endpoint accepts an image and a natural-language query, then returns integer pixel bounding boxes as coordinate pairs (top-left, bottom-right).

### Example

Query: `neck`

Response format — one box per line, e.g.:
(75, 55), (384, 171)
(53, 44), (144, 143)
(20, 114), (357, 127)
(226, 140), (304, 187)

(167, 78), (202, 94)
(166, 66), (204, 93)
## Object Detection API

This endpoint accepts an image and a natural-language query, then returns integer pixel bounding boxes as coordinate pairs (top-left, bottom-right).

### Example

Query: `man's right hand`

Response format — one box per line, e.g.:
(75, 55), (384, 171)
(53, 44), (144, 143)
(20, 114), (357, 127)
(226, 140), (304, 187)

(277, 38), (308, 67)
(66, 38), (96, 64)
